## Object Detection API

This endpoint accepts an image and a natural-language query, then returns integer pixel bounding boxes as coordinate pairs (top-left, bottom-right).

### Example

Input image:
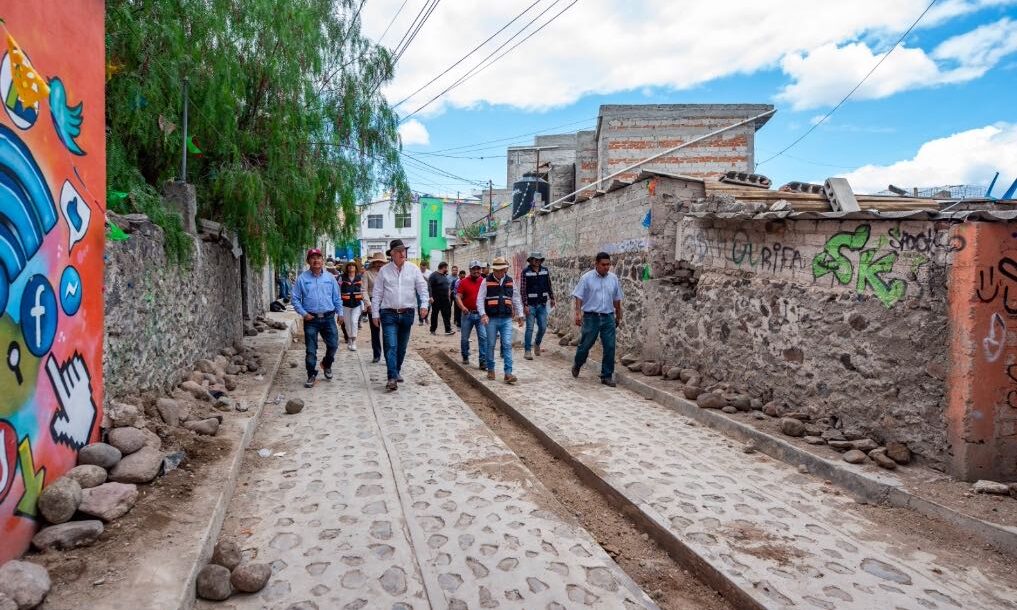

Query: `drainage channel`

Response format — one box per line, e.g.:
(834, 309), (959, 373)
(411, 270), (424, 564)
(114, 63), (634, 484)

(419, 348), (732, 610)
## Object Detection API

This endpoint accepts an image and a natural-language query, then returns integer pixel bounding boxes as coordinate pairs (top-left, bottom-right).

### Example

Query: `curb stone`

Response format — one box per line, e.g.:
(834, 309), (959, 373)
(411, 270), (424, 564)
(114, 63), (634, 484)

(592, 356), (1017, 557)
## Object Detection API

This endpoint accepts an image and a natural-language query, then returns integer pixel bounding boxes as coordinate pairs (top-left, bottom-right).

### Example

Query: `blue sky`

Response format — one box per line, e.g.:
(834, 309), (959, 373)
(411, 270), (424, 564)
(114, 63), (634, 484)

(362, 0), (1017, 196)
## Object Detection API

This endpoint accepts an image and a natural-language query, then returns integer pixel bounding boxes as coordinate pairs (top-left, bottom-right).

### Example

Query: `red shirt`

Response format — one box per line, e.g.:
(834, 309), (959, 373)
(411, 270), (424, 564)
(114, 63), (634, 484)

(456, 275), (485, 311)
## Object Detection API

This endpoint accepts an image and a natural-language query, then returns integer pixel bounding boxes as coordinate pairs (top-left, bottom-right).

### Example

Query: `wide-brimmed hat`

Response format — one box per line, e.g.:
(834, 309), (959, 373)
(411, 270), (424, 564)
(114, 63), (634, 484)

(490, 256), (510, 270)
(386, 239), (407, 256)
(305, 248), (323, 261)
(325, 261), (337, 271)
(469, 259), (482, 269)
(527, 251), (545, 262)
(367, 251), (387, 264)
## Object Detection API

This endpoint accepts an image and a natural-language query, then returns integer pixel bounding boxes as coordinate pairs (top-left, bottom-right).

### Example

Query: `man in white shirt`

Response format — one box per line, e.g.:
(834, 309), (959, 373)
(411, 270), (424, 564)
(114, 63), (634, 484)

(371, 239), (430, 391)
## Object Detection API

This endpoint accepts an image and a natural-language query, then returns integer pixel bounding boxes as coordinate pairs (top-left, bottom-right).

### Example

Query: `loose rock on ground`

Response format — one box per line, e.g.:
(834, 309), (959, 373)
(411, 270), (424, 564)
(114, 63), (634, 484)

(0, 560), (51, 610)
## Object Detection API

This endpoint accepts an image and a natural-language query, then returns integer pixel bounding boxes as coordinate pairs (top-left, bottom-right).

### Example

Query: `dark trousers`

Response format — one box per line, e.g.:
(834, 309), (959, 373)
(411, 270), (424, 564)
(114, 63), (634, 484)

(430, 300), (452, 333)
(370, 319), (382, 360)
(304, 316), (339, 377)
(454, 304), (462, 327)
(381, 309), (415, 380)
(574, 312), (616, 380)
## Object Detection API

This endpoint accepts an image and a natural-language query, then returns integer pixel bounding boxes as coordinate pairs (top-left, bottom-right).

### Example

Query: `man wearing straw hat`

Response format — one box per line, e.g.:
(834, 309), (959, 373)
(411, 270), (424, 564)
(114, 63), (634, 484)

(361, 251), (387, 363)
(477, 257), (524, 384)
(371, 239), (429, 392)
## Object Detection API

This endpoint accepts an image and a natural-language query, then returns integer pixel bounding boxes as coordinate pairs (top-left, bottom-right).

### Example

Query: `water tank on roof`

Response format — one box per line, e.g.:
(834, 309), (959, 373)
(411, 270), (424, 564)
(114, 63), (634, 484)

(511, 172), (550, 220)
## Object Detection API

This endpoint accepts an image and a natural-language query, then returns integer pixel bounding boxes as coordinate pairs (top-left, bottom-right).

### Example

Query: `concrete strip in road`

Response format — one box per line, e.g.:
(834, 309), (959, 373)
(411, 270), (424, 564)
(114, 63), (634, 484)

(206, 345), (657, 609)
(441, 352), (1017, 610)
(595, 360), (1017, 557)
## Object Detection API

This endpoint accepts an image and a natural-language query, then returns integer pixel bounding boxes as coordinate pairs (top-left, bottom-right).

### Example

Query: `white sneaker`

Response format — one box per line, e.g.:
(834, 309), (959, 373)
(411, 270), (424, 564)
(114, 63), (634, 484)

(350, 343), (357, 351)
(347, 343), (355, 351)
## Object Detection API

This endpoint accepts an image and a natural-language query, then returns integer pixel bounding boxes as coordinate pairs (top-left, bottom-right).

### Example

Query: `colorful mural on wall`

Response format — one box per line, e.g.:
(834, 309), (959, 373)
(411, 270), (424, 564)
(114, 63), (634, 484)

(0, 3), (105, 562)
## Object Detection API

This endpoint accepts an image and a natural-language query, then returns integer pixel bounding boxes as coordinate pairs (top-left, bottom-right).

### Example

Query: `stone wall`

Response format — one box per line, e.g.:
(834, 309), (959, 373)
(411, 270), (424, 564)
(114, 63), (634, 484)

(103, 215), (244, 400)
(446, 174), (1016, 475)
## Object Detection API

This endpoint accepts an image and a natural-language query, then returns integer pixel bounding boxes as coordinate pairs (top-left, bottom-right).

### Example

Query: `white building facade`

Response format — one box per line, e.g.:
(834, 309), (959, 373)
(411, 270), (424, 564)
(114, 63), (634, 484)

(357, 196), (421, 261)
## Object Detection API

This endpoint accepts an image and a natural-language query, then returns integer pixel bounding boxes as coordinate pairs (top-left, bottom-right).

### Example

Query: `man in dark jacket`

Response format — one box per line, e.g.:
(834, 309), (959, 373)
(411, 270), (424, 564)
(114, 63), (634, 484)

(428, 261), (455, 335)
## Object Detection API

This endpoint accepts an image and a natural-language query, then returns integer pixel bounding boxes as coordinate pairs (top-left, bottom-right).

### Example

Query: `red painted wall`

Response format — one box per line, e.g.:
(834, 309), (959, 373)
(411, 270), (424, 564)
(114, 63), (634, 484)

(0, 1), (106, 561)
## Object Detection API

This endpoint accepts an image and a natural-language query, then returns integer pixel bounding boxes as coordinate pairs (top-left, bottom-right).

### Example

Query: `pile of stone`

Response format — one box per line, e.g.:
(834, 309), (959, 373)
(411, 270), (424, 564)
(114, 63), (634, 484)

(11, 343), (267, 605)
(196, 540), (270, 601)
(246, 313), (288, 336)
(614, 356), (915, 471)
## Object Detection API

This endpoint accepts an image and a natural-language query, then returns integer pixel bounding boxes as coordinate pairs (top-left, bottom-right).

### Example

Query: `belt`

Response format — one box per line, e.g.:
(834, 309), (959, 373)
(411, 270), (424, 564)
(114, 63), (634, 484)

(583, 311), (614, 317)
(381, 307), (414, 314)
(308, 310), (335, 319)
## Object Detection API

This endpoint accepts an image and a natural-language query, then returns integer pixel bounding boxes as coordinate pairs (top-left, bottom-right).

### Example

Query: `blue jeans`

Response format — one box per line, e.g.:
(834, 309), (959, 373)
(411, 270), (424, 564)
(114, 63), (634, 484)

(380, 309), (415, 380)
(277, 277), (291, 300)
(304, 316), (339, 377)
(485, 316), (514, 375)
(460, 312), (488, 367)
(574, 313), (616, 380)
(524, 303), (549, 351)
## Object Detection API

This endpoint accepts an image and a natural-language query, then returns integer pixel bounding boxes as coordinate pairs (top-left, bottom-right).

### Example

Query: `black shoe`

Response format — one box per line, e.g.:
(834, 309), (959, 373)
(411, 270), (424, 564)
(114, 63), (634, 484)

(304, 375), (316, 388)
(430, 331), (436, 335)
(397, 375), (404, 383)
(479, 364), (487, 372)
(601, 377), (616, 387)
(462, 358), (469, 365)
(372, 356), (380, 364)
(323, 368), (333, 380)
(385, 379), (397, 392)
(445, 330), (455, 335)
(572, 364), (581, 378)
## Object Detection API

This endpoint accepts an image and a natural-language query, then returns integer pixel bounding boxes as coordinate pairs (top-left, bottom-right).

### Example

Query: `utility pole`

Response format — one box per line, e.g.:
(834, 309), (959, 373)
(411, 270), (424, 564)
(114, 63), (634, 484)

(180, 78), (189, 182)
(488, 179), (493, 232)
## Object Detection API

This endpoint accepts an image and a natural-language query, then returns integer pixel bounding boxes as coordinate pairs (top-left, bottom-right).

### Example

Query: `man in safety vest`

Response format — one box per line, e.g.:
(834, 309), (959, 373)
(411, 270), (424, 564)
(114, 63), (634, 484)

(520, 251), (555, 360)
(477, 257), (524, 384)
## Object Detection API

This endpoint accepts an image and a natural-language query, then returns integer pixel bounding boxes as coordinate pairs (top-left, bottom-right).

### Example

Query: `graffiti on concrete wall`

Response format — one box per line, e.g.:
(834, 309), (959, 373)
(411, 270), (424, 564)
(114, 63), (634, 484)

(811, 225), (907, 308)
(975, 256), (1017, 315)
(676, 220), (960, 308)
(1, 4), (105, 562)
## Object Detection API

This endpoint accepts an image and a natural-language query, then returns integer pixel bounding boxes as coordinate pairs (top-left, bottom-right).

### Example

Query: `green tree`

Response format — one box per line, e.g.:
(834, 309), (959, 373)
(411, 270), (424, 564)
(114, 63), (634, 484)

(106, 0), (410, 265)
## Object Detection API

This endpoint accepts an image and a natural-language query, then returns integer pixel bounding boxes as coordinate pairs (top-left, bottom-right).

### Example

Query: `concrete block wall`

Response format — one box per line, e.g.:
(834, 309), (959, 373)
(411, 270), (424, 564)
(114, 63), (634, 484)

(506, 133), (578, 186)
(576, 130), (598, 196)
(446, 175), (1017, 477)
(596, 104), (771, 182)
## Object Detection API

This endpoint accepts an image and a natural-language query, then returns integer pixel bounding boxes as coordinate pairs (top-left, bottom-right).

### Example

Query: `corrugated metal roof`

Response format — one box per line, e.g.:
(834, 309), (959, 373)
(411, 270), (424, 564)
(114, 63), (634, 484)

(685, 209), (1017, 222)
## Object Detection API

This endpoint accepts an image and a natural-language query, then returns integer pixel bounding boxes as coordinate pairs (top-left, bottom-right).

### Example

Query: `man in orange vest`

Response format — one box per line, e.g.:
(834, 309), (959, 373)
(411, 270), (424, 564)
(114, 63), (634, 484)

(477, 257), (524, 384)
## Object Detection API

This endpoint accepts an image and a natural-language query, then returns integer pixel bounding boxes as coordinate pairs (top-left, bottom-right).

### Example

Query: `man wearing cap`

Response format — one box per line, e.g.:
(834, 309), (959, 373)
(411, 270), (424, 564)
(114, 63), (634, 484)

(571, 252), (624, 387)
(456, 260), (489, 371)
(361, 251), (387, 363)
(371, 239), (430, 391)
(292, 248), (344, 388)
(478, 257), (524, 384)
(520, 251), (555, 360)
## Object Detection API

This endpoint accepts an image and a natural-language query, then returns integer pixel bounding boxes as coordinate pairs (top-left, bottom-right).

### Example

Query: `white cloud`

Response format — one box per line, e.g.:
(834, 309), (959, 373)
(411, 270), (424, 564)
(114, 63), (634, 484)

(398, 119), (430, 146)
(778, 17), (1017, 109)
(359, 0), (1016, 116)
(838, 123), (1017, 193)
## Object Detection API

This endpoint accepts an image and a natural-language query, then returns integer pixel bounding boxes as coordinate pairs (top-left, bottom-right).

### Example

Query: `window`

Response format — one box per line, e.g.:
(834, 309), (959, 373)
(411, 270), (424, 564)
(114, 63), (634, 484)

(428, 219), (438, 238)
(395, 213), (411, 229)
(367, 214), (383, 229)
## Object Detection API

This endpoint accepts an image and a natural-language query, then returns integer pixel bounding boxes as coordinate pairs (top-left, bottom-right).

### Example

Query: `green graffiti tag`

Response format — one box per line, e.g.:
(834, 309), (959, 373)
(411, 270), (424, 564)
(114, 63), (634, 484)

(812, 224), (907, 308)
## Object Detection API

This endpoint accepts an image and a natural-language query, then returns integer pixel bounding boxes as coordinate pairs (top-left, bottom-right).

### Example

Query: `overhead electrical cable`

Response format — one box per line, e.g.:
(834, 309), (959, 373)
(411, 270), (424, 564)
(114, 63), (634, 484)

(391, 0), (542, 109)
(399, 0), (579, 122)
(757, 0), (937, 166)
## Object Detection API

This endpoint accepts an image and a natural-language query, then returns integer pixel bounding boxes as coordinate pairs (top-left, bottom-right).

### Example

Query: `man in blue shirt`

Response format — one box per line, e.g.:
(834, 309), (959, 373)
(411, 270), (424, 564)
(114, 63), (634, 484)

(571, 252), (624, 387)
(291, 248), (344, 388)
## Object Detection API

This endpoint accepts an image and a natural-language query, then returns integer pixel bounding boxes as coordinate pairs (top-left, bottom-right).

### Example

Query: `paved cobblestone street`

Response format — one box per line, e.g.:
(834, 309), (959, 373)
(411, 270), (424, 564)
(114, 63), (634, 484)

(203, 337), (654, 610)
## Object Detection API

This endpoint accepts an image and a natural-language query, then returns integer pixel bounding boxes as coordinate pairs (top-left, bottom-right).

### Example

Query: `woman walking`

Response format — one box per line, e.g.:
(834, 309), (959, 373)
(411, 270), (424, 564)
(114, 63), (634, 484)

(340, 261), (365, 351)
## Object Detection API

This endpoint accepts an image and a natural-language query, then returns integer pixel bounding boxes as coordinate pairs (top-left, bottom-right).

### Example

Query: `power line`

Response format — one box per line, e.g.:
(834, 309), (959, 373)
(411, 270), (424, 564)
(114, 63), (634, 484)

(391, 0), (542, 109)
(392, 0), (441, 64)
(401, 152), (490, 187)
(757, 0), (937, 166)
(418, 116), (598, 155)
(377, 0), (410, 44)
(400, 0), (579, 122)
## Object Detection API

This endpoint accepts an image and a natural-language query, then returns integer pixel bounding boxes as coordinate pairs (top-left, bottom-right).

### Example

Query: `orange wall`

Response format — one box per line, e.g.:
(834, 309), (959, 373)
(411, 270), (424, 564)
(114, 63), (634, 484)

(0, 2), (106, 561)
(946, 222), (1017, 481)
